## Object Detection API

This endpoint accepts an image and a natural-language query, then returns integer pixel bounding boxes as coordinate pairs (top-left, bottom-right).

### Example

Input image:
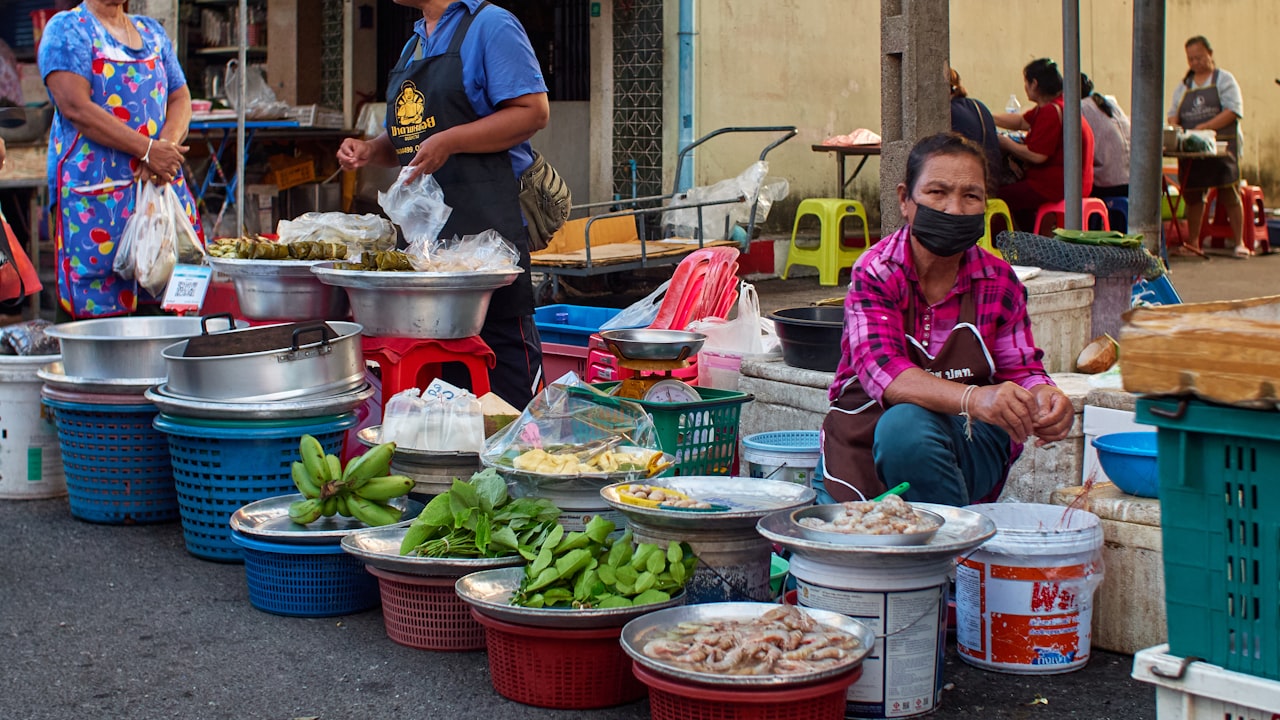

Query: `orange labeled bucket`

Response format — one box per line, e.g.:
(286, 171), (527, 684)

(955, 503), (1104, 674)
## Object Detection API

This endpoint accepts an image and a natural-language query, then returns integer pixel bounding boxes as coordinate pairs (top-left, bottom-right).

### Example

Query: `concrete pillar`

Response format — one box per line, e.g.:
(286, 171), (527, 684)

(1062, 0), (1082, 229)
(879, 0), (951, 236)
(589, 1), (615, 205)
(1129, 0), (1166, 254)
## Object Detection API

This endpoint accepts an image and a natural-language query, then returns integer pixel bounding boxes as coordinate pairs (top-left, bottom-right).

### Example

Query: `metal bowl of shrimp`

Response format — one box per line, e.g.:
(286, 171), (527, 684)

(789, 502), (944, 547)
(620, 602), (875, 686)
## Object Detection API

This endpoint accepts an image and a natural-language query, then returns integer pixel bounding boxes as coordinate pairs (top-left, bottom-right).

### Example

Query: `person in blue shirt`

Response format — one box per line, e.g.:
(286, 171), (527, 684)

(337, 0), (549, 408)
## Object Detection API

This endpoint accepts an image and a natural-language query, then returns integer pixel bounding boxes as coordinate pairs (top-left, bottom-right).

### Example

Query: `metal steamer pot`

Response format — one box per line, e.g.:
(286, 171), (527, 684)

(161, 320), (365, 402)
(45, 315), (243, 381)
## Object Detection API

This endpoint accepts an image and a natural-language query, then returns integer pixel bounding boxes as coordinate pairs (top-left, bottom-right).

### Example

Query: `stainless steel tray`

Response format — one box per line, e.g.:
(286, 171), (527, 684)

(357, 425), (481, 465)
(789, 504), (944, 547)
(599, 329), (705, 362)
(341, 524), (525, 577)
(601, 476), (815, 531)
(229, 493), (424, 545)
(208, 256), (329, 277)
(143, 383), (374, 420)
(311, 263), (522, 290)
(758, 503), (997, 566)
(620, 602), (875, 686)
(455, 567), (686, 629)
(486, 447), (675, 486)
(38, 361), (161, 395)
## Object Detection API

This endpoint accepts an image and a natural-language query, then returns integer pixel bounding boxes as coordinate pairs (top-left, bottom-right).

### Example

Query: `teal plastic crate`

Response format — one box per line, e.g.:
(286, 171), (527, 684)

(590, 383), (753, 476)
(1136, 396), (1280, 681)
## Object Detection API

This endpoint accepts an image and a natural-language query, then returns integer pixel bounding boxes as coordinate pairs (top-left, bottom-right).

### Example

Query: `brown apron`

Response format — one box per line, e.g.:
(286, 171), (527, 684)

(1176, 69), (1240, 190)
(821, 290), (995, 501)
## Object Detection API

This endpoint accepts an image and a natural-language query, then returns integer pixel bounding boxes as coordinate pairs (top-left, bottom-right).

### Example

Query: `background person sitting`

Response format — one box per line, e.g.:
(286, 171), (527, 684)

(948, 67), (1001, 192)
(1080, 73), (1131, 199)
(993, 58), (1095, 232)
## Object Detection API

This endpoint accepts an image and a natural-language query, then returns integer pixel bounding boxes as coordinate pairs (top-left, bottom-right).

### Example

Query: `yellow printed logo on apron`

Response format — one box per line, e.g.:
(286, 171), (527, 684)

(391, 81), (435, 153)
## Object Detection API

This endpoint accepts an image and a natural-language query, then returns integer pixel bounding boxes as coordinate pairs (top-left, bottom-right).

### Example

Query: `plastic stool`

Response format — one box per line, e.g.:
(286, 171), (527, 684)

(1103, 197), (1130, 233)
(981, 199), (1014, 254)
(1033, 198), (1110, 234)
(783, 198), (871, 286)
(1202, 185), (1270, 254)
(361, 336), (495, 406)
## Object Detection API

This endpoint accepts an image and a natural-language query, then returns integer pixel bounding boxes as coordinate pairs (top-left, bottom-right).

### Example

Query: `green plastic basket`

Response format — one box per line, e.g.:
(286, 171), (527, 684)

(591, 383), (753, 476)
(1136, 396), (1280, 681)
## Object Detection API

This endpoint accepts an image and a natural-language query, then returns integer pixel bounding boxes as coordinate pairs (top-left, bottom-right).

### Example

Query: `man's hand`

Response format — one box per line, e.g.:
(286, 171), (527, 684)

(1030, 384), (1073, 446)
(337, 137), (376, 171)
(403, 133), (454, 183)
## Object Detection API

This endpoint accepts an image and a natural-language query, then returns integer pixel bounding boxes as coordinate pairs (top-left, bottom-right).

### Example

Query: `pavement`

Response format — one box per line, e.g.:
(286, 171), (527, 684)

(7, 244), (1272, 720)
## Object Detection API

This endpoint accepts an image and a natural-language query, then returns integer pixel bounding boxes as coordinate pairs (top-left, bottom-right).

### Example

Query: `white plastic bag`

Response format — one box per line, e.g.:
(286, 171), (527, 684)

(167, 185), (205, 265)
(662, 161), (789, 240)
(420, 379), (484, 453)
(381, 388), (426, 447)
(687, 281), (764, 355)
(378, 168), (452, 251)
(118, 181), (177, 296)
(415, 229), (520, 272)
(276, 212), (397, 255)
(599, 279), (670, 331)
(224, 60), (291, 120)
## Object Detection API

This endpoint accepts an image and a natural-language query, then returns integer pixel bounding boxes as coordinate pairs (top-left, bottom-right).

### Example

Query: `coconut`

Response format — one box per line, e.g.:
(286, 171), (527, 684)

(1076, 334), (1119, 374)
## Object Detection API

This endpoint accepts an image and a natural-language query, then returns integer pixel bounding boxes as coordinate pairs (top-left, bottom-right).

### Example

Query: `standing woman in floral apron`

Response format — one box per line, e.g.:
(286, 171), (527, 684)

(336, 0), (549, 409)
(819, 133), (1073, 506)
(1167, 36), (1248, 259)
(39, 0), (200, 320)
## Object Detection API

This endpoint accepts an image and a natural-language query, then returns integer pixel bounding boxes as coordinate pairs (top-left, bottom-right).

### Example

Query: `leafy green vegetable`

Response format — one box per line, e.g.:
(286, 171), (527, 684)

(399, 468), (561, 558)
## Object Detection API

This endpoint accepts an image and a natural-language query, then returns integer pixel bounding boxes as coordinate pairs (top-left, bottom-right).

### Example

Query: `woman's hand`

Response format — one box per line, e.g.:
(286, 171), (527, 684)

(1030, 384), (1073, 445)
(142, 138), (188, 183)
(967, 382), (1039, 442)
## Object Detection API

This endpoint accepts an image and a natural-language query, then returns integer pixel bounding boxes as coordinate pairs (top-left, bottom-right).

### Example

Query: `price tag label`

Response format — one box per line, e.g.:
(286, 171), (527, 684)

(161, 264), (213, 315)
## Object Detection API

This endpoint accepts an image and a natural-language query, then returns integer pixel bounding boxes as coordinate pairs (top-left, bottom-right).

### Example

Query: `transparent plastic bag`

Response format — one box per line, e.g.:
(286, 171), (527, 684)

(223, 60), (291, 120)
(276, 212), (396, 257)
(598, 279), (670, 331)
(380, 388), (427, 448)
(378, 168), (452, 251)
(411, 229), (520, 272)
(687, 281), (764, 355)
(119, 181), (177, 296)
(481, 373), (664, 476)
(663, 161), (779, 240)
(167, 185), (205, 265)
(420, 379), (484, 453)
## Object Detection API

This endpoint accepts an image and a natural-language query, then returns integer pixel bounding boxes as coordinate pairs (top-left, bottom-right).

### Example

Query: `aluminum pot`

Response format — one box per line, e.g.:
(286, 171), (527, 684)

(160, 321), (365, 402)
(45, 315), (243, 381)
(311, 263), (521, 338)
(208, 257), (350, 321)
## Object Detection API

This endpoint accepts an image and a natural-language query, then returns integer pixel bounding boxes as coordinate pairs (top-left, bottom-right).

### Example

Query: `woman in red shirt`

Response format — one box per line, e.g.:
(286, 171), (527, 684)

(994, 58), (1094, 232)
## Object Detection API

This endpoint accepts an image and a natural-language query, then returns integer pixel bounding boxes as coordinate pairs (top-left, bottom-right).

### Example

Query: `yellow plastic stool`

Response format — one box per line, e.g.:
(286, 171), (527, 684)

(782, 198), (871, 286)
(982, 199), (1014, 255)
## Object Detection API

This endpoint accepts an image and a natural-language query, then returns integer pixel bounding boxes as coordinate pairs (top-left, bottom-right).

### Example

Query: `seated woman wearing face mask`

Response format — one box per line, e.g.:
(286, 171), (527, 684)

(820, 133), (1073, 506)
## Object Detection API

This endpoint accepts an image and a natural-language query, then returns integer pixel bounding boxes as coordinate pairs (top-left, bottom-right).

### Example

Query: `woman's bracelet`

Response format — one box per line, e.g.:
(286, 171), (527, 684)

(140, 138), (154, 165)
(959, 384), (978, 441)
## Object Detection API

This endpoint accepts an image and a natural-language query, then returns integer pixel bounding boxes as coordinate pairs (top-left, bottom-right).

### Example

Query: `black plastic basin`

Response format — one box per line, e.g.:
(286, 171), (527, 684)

(768, 306), (845, 372)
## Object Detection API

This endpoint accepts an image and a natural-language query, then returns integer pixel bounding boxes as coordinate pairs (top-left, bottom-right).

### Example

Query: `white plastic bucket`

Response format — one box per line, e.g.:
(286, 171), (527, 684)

(956, 503), (1104, 674)
(0, 354), (66, 499)
(696, 350), (743, 390)
(791, 553), (954, 718)
(741, 431), (819, 487)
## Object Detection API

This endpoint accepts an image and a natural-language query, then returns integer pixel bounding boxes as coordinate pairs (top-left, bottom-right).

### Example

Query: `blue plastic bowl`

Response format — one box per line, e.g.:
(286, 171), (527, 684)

(1091, 432), (1159, 498)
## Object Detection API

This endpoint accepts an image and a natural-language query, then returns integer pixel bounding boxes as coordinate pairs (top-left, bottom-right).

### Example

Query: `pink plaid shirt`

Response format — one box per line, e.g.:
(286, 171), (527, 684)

(829, 225), (1054, 404)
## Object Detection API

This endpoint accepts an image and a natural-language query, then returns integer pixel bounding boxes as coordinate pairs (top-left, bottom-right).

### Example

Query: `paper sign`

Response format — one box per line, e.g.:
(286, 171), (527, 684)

(161, 264), (213, 315)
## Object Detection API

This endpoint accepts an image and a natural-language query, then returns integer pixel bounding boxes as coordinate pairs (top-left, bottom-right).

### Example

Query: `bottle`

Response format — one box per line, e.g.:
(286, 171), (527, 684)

(1006, 94), (1022, 114)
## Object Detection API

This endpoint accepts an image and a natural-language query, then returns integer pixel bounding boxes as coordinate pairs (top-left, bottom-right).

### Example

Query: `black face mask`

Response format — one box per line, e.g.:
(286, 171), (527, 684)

(910, 203), (985, 257)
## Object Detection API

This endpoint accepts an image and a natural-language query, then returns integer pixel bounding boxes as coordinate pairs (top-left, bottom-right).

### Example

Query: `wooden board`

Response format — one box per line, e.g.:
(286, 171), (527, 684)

(532, 239), (737, 268)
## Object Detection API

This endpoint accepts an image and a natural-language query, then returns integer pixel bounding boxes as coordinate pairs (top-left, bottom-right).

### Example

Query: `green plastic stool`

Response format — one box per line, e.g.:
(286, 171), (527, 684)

(982, 198), (1014, 255)
(782, 198), (871, 286)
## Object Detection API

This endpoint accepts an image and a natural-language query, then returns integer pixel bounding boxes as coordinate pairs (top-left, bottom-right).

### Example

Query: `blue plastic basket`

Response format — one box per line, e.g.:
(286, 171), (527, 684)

(742, 431), (821, 454)
(534, 304), (623, 346)
(154, 413), (356, 562)
(42, 398), (177, 524)
(230, 531), (380, 617)
(1091, 431), (1158, 498)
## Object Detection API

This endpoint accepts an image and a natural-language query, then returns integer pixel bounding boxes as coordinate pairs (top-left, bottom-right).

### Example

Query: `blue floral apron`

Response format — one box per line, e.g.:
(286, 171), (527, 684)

(51, 9), (202, 319)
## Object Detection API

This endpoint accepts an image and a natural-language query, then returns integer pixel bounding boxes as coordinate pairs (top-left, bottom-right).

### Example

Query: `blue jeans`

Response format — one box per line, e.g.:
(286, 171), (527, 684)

(816, 403), (1010, 506)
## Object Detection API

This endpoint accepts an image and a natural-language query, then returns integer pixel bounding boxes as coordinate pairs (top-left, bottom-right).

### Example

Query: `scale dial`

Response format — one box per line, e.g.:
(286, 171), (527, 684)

(643, 378), (700, 403)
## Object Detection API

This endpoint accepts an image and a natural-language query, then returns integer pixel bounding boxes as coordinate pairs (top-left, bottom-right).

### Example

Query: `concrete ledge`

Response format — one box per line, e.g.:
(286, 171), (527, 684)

(1051, 483), (1166, 655)
(1085, 386), (1138, 412)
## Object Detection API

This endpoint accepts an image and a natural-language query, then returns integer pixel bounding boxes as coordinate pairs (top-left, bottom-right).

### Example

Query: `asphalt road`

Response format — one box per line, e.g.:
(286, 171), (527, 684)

(1, 496), (1154, 720)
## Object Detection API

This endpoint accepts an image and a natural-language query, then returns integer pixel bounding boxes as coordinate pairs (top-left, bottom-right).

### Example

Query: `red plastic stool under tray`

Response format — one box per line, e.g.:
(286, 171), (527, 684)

(361, 336), (495, 405)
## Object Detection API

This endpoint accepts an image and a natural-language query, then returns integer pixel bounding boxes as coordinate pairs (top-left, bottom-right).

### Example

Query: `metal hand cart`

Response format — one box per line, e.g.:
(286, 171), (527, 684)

(531, 126), (797, 302)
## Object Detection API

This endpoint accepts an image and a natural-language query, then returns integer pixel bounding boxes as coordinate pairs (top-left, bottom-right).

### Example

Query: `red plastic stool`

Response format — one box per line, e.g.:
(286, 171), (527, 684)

(361, 336), (495, 406)
(1202, 185), (1270, 254)
(1033, 197), (1111, 235)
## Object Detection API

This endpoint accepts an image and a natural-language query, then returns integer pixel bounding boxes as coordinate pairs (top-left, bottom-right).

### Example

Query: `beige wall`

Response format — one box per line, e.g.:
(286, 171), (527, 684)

(673, 0), (1280, 230)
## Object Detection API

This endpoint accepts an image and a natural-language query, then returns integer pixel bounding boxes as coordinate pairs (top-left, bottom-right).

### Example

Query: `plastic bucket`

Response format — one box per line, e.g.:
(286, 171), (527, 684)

(630, 521), (773, 603)
(741, 431), (820, 487)
(790, 553), (954, 718)
(956, 503), (1104, 674)
(0, 355), (65, 499)
(695, 350), (743, 391)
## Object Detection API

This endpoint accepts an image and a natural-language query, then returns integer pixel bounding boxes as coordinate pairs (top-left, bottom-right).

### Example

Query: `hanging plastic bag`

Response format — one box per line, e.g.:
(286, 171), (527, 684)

(598, 279), (670, 332)
(223, 60), (291, 120)
(166, 185), (205, 265)
(379, 167), (452, 259)
(419, 230), (521, 272)
(687, 281), (765, 355)
(114, 181), (153, 281)
(118, 181), (177, 296)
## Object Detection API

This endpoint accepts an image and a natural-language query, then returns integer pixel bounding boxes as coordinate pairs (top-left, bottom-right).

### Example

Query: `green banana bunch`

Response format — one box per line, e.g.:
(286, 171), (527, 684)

(342, 442), (396, 484)
(289, 498), (323, 524)
(291, 461), (321, 499)
(347, 494), (403, 526)
(299, 435), (326, 483)
(356, 475), (414, 501)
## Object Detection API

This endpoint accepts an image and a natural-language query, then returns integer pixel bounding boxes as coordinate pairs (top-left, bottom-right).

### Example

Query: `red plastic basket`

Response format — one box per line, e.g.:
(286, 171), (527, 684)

(634, 663), (862, 720)
(471, 609), (646, 709)
(367, 566), (485, 651)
